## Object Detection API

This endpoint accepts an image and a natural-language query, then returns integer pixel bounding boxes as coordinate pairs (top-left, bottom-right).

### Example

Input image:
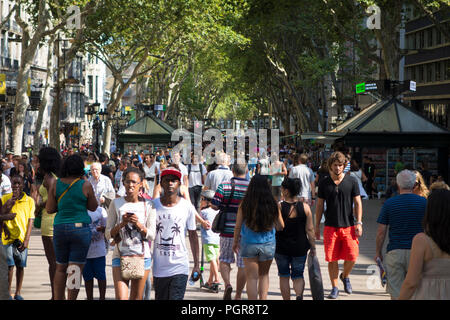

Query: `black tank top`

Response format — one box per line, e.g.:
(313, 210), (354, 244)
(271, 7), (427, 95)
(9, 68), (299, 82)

(276, 201), (310, 257)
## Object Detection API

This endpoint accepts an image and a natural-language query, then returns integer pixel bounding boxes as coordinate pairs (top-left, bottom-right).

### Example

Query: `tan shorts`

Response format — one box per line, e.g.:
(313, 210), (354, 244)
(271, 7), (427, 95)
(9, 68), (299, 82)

(384, 249), (411, 299)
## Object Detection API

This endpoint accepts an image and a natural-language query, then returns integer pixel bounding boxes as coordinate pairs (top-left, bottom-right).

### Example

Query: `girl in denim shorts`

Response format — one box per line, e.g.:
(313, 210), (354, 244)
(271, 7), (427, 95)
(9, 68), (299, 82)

(232, 175), (285, 300)
(275, 177), (316, 300)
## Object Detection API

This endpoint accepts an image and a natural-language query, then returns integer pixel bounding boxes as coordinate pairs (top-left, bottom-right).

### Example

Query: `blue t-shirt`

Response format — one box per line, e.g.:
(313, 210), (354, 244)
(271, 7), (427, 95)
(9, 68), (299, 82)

(240, 223), (275, 244)
(377, 193), (426, 252)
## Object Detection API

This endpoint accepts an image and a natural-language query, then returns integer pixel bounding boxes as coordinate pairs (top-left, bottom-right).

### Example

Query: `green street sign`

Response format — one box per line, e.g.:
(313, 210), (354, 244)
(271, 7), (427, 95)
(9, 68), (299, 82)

(356, 82), (366, 94)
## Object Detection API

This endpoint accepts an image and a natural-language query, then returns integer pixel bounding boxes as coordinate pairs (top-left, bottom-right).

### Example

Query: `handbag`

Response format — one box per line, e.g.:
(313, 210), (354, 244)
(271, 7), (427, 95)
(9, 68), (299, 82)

(212, 179), (235, 234)
(57, 178), (81, 203)
(120, 252), (145, 281)
(117, 200), (148, 281)
(33, 215), (42, 229)
(33, 204), (45, 229)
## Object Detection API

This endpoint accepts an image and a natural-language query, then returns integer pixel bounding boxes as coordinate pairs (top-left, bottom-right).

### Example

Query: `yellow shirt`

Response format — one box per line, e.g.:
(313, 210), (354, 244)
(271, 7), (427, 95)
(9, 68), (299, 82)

(1, 193), (35, 245)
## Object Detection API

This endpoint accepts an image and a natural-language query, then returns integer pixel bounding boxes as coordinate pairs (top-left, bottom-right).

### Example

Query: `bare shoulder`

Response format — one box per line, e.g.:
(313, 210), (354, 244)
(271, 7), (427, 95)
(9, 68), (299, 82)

(302, 202), (312, 215)
(413, 232), (427, 244)
(411, 232), (429, 253)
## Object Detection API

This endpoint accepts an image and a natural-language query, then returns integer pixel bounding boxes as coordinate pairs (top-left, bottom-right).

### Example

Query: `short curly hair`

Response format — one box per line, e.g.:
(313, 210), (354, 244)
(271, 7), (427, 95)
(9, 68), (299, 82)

(38, 147), (61, 175)
(59, 154), (85, 178)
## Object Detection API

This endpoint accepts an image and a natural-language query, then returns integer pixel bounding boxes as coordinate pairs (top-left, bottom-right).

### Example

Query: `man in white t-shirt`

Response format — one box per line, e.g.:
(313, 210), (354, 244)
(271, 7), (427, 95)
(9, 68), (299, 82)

(152, 167), (200, 300)
(289, 153), (316, 206)
(203, 152), (233, 193)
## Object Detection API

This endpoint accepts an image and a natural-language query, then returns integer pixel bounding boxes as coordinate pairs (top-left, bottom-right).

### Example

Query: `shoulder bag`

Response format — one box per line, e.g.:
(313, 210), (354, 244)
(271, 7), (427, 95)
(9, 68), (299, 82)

(117, 200), (147, 280)
(57, 178), (81, 203)
(211, 179), (235, 234)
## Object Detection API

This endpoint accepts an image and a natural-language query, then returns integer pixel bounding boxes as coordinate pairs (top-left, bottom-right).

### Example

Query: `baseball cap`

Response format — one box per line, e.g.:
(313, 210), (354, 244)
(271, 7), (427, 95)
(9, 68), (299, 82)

(160, 168), (182, 180)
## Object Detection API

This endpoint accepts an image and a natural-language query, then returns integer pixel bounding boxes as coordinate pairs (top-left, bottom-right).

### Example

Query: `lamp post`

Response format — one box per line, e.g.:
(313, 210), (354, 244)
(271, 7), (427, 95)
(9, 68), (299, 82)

(85, 102), (101, 152)
(97, 109), (108, 152)
(111, 108), (129, 153)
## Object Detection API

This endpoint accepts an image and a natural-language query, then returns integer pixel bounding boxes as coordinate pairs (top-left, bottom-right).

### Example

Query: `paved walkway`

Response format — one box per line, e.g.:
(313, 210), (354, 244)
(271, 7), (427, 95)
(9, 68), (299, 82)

(3, 199), (390, 300)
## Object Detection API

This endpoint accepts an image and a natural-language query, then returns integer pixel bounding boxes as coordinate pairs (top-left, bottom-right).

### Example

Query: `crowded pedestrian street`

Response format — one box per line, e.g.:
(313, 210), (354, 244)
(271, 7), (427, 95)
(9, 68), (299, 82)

(0, 0), (449, 305)
(14, 199), (390, 300)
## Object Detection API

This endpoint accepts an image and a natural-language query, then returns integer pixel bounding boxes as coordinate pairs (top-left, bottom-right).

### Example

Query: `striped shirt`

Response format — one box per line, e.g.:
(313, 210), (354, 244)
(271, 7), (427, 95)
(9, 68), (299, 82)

(377, 193), (427, 252)
(212, 177), (249, 238)
(343, 161), (351, 174)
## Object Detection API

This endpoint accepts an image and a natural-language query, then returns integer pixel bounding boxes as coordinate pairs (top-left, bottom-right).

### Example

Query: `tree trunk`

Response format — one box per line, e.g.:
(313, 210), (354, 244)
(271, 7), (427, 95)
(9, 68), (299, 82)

(49, 39), (62, 151)
(33, 38), (54, 154)
(12, 60), (32, 155)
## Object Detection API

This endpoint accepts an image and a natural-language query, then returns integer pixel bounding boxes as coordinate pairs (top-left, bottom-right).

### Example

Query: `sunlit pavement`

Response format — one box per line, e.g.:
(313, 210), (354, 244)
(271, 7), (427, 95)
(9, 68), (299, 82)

(15, 199), (389, 300)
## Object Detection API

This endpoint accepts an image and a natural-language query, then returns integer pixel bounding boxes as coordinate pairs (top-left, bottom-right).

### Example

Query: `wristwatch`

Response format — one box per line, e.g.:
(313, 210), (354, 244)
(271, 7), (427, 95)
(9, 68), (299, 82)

(355, 221), (363, 226)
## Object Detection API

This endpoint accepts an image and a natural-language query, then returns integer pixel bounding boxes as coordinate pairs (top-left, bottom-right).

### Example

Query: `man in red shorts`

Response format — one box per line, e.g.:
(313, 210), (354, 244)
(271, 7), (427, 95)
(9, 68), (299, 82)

(315, 151), (362, 299)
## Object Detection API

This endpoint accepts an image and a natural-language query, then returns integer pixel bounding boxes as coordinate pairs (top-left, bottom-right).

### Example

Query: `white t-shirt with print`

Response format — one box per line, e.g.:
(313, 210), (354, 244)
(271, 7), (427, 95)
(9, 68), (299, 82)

(115, 198), (154, 258)
(152, 197), (197, 278)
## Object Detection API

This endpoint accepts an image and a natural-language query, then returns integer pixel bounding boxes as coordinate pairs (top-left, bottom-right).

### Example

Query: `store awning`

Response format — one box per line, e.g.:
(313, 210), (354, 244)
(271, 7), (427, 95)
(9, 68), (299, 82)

(326, 97), (450, 147)
(300, 132), (344, 144)
(118, 114), (175, 144)
(329, 97), (448, 134)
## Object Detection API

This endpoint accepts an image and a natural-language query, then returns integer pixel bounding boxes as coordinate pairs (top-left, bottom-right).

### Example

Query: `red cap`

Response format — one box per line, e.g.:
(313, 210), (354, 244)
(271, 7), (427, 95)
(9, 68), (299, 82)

(160, 168), (182, 180)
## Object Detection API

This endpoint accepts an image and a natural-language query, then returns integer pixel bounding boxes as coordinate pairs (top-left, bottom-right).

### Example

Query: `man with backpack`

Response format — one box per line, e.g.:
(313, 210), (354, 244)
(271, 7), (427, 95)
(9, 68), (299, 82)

(188, 153), (207, 212)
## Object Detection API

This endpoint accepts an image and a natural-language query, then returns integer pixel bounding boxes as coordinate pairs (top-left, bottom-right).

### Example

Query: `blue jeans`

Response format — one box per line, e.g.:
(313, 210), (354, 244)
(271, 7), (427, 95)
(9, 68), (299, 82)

(274, 253), (307, 279)
(240, 241), (276, 261)
(4, 244), (28, 268)
(53, 223), (92, 265)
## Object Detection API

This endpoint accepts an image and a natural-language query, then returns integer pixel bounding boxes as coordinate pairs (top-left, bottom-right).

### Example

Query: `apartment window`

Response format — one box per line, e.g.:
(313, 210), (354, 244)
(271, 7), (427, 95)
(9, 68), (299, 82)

(418, 65), (424, 82)
(95, 75), (98, 102)
(435, 61), (441, 82)
(426, 63), (433, 82)
(88, 75), (93, 99)
(408, 34), (415, 50)
(418, 30), (425, 49)
(436, 28), (442, 45)
(427, 28), (433, 47)
(445, 60), (450, 81)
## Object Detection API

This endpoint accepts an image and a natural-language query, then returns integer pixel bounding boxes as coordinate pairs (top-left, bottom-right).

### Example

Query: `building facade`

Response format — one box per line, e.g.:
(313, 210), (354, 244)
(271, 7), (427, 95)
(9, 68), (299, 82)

(403, 9), (450, 130)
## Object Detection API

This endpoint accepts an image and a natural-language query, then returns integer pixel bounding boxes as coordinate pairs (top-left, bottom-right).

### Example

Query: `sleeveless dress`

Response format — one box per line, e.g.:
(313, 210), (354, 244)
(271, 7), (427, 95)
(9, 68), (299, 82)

(411, 235), (450, 300)
(40, 173), (58, 237)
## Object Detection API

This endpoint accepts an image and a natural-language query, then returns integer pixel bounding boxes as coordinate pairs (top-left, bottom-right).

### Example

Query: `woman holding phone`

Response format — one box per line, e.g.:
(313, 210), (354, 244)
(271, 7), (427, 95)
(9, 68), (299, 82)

(106, 167), (156, 300)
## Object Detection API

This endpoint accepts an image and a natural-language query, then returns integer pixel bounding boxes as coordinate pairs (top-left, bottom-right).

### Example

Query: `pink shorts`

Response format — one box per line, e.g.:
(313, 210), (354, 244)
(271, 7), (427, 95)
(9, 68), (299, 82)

(323, 226), (359, 262)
